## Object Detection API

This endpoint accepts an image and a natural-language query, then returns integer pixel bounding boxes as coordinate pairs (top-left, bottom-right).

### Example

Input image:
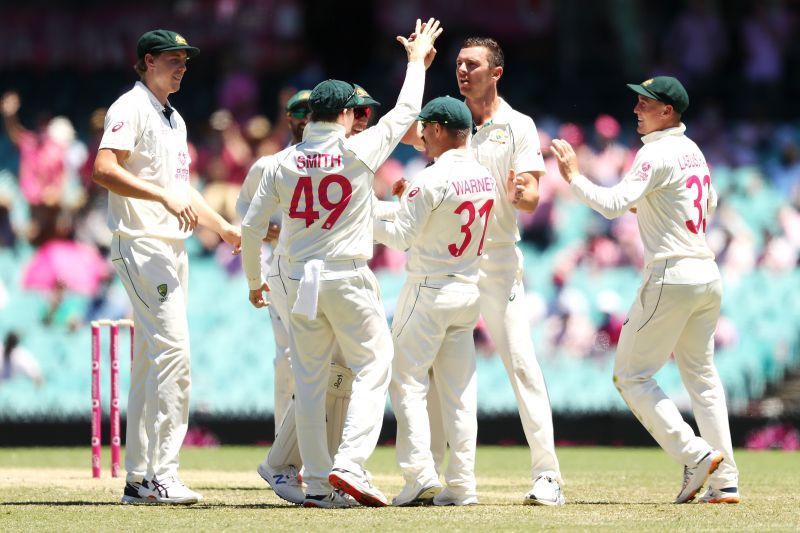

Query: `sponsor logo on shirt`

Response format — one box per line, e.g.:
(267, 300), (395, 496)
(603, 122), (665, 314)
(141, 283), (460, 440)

(408, 187), (420, 199)
(111, 122), (124, 132)
(633, 161), (652, 181)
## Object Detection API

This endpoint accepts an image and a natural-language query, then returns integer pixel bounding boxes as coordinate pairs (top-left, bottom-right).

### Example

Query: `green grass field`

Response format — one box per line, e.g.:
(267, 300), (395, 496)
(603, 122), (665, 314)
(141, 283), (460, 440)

(0, 446), (797, 531)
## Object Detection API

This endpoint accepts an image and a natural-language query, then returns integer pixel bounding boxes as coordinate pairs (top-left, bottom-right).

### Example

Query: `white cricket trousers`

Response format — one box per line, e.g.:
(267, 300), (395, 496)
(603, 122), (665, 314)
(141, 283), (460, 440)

(391, 278), (479, 497)
(111, 234), (191, 482)
(478, 244), (560, 479)
(614, 265), (738, 488)
(266, 254), (292, 432)
(282, 259), (393, 496)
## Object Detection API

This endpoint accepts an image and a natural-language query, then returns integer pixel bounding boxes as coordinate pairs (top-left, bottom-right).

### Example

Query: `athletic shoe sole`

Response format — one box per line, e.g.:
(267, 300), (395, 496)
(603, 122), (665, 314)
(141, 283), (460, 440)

(701, 495), (740, 504)
(120, 495), (148, 504)
(524, 494), (565, 506)
(393, 484), (442, 507)
(328, 471), (387, 507)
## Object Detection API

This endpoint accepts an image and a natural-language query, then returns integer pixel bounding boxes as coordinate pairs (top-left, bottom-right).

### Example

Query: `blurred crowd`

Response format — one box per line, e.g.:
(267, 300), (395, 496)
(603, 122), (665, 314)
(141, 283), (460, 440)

(1, 79), (798, 370)
(1, 0), (799, 384)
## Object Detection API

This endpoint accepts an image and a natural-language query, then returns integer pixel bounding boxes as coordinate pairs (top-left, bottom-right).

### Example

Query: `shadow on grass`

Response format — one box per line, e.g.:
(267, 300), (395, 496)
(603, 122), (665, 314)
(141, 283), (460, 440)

(0, 501), (296, 509)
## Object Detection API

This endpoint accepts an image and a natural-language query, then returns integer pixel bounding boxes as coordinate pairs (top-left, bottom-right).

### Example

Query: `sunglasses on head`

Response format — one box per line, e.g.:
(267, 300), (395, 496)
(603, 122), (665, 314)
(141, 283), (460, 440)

(353, 107), (372, 120)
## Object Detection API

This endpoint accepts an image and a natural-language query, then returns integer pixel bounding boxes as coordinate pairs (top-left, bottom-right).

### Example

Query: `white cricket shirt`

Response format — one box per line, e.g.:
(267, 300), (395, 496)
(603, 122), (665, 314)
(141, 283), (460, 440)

(570, 123), (720, 283)
(241, 63), (425, 290)
(374, 148), (496, 283)
(470, 98), (546, 247)
(99, 81), (192, 240)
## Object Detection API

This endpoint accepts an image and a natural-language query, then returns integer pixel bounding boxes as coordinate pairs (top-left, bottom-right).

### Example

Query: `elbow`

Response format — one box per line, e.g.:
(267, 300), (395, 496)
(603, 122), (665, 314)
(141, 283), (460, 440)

(91, 164), (108, 188)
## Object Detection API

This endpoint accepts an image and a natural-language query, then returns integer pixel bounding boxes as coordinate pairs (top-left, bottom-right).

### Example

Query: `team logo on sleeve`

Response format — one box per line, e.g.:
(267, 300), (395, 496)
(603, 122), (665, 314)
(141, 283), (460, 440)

(157, 283), (169, 302)
(633, 161), (652, 181)
(111, 122), (124, 132)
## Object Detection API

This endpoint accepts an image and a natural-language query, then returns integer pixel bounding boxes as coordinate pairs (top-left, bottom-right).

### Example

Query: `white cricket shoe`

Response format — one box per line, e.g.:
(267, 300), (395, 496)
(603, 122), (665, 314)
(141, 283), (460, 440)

(329, 467), (388, 507)
(120, 481), (147, 504)
(698, 486), (740, 504)
(524, 471), (565, 506)
(303, 489), (360, 509)
(392, 478), (443, 506)
(138, 476), (202, 505)
(432, 488), (478, 506)
(257, 463), (305, 505)
(675, 450), (724, 503)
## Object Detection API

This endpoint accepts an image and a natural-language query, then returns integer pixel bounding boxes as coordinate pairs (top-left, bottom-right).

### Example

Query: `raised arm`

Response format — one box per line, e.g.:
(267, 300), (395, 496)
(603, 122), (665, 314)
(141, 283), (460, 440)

(346, 18), (443, 170)
(1, 92), (28, 146)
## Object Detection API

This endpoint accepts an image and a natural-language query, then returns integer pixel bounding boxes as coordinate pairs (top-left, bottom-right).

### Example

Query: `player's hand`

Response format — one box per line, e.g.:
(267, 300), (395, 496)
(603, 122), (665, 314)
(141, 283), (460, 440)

(1, 91), (20, 117)
(550, 139), (580, 184)
(162, 192), (199, 231)
(249, 282), (271, 308)
(264, 222), (280, 243)
(397, 18), (443, 67)
(506, 169), (525, 205)
(392, 178), (409, 197)
(220, 222), (241, 254)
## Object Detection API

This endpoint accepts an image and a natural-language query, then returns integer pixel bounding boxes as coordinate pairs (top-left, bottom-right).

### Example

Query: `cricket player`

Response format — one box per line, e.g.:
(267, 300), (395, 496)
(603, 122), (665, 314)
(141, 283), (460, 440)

(455, 37), (564, 505)
(375, 96), (495, 507)
(550, 76), (739, 504)
(286, 89), (312, 146)
(241, 18), (442, 509)
(240, 87), (381, 506)
(92, 29), (241, 504)
(352, 85), (380, 134)
(271, 88), (312, 433)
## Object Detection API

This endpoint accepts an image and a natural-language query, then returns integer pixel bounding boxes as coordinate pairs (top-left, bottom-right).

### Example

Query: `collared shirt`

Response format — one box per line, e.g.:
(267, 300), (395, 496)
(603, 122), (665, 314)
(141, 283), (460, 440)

(240, 63), (425, 290)
(469, 98), (546, 247)
(99, 81), (192, 240)
(374, 148), (496, 283)
(570, 123), (720, 282)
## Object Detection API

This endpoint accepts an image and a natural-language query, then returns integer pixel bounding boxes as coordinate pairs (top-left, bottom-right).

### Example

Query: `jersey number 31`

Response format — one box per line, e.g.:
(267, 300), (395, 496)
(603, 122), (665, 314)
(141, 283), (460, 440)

(684, 174), (711, 234)
(449, 199), (494, 257)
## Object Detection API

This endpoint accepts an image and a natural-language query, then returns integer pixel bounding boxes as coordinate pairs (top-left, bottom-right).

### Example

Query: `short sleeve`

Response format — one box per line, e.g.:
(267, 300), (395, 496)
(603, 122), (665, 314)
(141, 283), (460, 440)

(99, 102), (138, 152)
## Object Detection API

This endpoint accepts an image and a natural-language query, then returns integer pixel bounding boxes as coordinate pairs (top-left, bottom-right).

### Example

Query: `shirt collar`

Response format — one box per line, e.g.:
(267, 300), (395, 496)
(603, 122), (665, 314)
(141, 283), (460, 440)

(303, 121), (347, 141)
(472, 97), (512, 133)
(135, 81), (173, 115)
(436, 147), (472, 164)
(641, 122), (686, 144)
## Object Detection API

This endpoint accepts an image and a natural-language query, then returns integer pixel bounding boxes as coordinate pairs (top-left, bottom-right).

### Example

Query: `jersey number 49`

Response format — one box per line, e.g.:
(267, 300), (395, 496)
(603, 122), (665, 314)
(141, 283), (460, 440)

(289, 175), (352, 229)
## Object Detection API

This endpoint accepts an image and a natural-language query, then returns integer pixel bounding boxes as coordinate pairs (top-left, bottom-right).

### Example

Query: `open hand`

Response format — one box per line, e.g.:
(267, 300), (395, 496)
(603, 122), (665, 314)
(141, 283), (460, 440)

(397, 18), (443, 68)
(550, 139), (581, 184)
(162, 192), (199, 231)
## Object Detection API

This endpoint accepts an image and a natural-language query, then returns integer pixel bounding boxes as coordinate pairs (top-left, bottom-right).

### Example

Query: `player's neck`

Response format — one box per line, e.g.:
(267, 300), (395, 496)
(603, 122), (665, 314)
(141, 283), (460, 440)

(142, 78), (171, 106)
(466, 88), (500, 127)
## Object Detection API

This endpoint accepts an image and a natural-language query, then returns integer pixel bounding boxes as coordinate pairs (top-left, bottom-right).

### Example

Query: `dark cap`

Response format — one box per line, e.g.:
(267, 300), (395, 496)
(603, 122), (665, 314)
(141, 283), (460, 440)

(286, 89), (312, 118)
(627, 76), (689, 114)
(309, 80), (366, 114)
(418, 96), (472, 129)
(137, 29), (200, 60)
(354, 84), (381, 107)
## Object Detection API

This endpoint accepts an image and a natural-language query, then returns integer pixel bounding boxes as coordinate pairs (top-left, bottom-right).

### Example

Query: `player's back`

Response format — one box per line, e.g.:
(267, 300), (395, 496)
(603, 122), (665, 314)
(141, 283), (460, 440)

(274, 122), (374, 262)
(405, 149), (496, 282)
(635, 131), (716, 266)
